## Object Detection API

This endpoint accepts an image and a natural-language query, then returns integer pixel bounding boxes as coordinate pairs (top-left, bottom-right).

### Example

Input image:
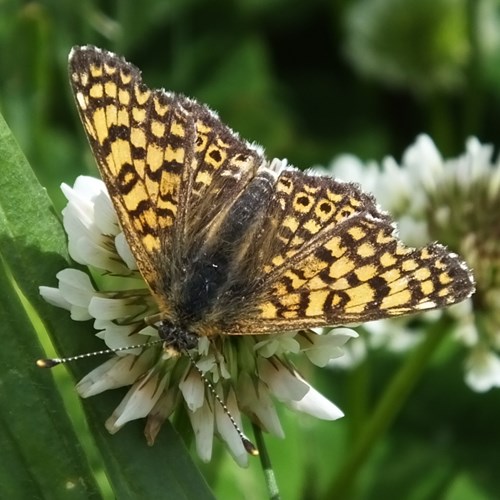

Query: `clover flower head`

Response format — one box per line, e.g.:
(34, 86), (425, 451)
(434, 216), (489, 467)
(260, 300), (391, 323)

(40, 176), (353, 465)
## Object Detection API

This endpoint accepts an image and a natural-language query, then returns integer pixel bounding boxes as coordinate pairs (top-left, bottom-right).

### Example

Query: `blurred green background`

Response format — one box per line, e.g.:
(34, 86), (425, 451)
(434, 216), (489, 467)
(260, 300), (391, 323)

(1, 0), (500, 499)
(4, 0), (500, 211)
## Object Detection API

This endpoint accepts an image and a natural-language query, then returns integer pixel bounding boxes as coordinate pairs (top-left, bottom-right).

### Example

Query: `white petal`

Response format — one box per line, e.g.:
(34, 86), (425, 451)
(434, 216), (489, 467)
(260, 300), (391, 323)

(288, 379), (344, 420)
(138, 325), (160, 338)
(77, 350), (156, 397)
(188, 401), (214, 463)
(61, 177), (133, 273)
(62, 191), (108, 266)
(179, 369), (205, 411)
(92, 188), (120, 235)
(88, 296), (145, 321)
(62, 176), (117, 236)
(365, 318), (424, 353)
(301, 328), (358, 367)
(39, 286), (72, 312)
(286, 373), (344, 420)
(115, 232), (138, 270)
(70, 305), (94, 321)
(396, 215), (430, 247)
(448, 298), (473, 319)
(62, 201), (96, 242)
(145, 386), (178, 445)
(402, 134), (444, 193)
(489, 159), (500, 201)
(70, 236), (130, 274)
(214, 352), (230, 380)
(238, 373), (284, 438)
(41, 269), (95, 321)
(255, 332), (300, 358)
(195, 353), (217, 374)
(215, 388), (248, 467)
(61, 179), (100, 230)
(454, 318), (479, 347)
(197, 336), (211, 356)
(464, 137), (493, 184)
(327, 154), (380, 194)
(258, 358), (309, 402)
(68, 176), (107, 199)
(95, 321), (150, 354)
(105, 370), (167, 431)
(329, 336), (367, 369)
(56, 269), (95, 307)
(378, 156), (413, 211)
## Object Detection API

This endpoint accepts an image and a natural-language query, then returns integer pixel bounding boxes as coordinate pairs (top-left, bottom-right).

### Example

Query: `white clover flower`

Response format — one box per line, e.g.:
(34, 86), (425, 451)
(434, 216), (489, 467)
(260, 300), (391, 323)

(40, 176), (353, 465)
(465, 347), (500, 393)
(61, 176), (136, 275)
(328, 135), (500, 392)
(39, 269), (95, 321)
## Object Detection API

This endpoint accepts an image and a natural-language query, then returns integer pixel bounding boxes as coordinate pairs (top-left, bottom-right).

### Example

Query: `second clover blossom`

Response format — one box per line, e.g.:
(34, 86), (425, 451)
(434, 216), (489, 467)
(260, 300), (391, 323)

(40, 175), (352, 466)
(328, 135), (500, 392)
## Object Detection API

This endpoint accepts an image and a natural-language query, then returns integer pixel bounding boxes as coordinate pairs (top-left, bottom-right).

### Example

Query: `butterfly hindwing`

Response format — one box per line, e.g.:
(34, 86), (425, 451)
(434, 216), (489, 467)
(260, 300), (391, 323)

(221, 169), (474, 333)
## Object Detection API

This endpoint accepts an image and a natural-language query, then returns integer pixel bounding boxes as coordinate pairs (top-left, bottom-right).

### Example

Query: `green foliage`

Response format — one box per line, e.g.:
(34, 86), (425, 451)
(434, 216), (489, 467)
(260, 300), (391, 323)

(1, 1), (500, 499)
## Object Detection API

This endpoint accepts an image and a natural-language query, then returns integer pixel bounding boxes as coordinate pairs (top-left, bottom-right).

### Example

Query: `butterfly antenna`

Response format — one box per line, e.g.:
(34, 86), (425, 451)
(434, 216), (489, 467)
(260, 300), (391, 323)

(36, 340), (163, 368)
(37, 339), (258, 455)
(184, 349), (259, 456)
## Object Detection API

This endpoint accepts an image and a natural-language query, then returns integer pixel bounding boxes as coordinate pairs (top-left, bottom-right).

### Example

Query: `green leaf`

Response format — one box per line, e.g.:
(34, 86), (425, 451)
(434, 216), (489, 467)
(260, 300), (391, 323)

(0, 119), (102, 497)
(0, 112), (214, 498)
(0, 264), (103, 499)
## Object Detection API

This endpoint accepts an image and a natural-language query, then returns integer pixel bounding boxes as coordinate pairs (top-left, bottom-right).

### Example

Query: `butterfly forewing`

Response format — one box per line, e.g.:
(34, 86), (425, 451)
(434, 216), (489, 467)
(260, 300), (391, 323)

(173, 96), (264, 249)
(69, 47), (263, 309)
(69, 48), (193, 306)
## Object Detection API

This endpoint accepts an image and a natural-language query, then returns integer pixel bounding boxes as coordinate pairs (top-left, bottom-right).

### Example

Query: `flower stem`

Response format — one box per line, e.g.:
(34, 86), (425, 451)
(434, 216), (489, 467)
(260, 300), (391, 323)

(326, 319), (450, 498)
(253, 423), (281, 500)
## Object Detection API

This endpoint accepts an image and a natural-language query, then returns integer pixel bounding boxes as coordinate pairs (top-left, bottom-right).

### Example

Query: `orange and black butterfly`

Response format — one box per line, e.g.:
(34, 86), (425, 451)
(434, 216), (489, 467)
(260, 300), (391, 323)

(68, 45), (474, 353)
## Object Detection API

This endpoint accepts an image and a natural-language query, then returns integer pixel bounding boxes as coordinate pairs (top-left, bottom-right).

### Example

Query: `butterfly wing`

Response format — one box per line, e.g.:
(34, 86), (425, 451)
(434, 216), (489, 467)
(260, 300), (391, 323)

(171, 95), (265, 250)
(221, 168), (475, 333)
(69, 46), (263, 312)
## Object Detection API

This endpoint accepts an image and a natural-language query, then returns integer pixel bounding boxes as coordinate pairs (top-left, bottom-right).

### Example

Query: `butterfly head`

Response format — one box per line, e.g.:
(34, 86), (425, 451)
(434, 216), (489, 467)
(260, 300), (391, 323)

(157, 320), (199, 352)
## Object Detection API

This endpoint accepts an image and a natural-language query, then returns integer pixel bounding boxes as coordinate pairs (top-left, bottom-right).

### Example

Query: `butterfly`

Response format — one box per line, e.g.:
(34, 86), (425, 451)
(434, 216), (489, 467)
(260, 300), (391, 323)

(68, 45), (475, 354)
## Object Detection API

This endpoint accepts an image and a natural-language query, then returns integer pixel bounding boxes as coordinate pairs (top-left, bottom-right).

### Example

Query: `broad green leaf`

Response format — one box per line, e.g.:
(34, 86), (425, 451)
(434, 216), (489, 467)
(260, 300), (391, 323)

(0, 112), (213, 498)
(0, 120), (102, 497)
(0, 263), (103, 499)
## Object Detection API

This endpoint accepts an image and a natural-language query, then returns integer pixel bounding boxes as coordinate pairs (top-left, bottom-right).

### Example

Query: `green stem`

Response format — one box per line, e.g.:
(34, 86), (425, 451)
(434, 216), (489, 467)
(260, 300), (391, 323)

(427, 92), (453, 155)
(346, 351), (370, 442)
(326, 319), (451, 498)
(253, 424), (281, 500)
